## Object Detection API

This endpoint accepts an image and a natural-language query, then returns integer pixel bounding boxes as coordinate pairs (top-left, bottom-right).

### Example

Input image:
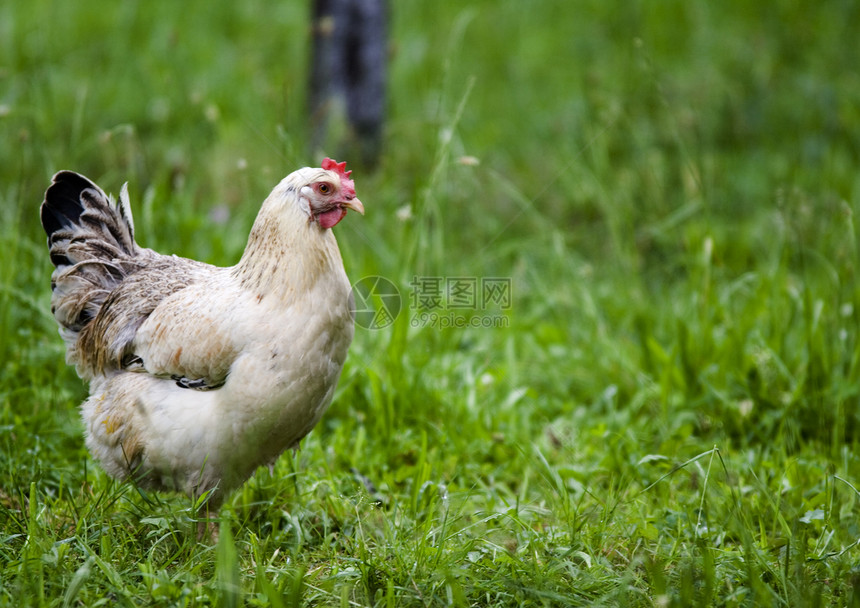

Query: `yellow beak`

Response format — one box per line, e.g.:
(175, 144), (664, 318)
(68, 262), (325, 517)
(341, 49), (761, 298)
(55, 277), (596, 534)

(344, 198), (365, 215)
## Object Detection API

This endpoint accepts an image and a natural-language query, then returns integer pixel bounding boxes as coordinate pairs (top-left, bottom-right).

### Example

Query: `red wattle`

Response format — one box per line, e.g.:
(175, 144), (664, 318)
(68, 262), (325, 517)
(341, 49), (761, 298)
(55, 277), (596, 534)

(318, 208), (347, 229)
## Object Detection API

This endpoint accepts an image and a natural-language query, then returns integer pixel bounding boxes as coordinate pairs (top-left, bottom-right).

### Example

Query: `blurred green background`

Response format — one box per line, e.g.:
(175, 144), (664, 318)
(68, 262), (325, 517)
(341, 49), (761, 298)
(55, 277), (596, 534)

(3, 0), (860, 605)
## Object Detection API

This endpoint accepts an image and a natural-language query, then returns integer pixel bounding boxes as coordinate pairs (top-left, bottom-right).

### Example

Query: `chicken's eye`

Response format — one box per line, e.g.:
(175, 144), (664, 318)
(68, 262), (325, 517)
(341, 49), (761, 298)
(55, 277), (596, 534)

(318, 183), (332, 194)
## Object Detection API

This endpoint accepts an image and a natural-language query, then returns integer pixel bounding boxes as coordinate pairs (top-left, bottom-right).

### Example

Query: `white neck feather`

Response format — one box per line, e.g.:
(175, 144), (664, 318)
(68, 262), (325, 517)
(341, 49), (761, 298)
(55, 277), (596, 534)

(232, 178), (345, 301)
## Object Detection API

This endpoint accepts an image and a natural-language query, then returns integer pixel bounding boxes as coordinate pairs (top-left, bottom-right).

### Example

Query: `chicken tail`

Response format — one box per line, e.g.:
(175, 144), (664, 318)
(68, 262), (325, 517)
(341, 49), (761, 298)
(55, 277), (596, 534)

(41, 171), (142, 344)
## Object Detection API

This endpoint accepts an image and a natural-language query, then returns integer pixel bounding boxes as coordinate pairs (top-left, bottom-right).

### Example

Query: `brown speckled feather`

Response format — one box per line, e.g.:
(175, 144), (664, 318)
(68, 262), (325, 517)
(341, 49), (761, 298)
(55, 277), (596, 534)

(75, 255), (215, 377)
(42, 172), (216, 379)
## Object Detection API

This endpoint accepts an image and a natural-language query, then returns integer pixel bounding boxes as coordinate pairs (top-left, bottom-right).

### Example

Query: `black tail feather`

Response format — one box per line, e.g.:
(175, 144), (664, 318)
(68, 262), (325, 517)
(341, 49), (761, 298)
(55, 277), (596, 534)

(40, 171), (140, 339)
(41, 171), (101, 240)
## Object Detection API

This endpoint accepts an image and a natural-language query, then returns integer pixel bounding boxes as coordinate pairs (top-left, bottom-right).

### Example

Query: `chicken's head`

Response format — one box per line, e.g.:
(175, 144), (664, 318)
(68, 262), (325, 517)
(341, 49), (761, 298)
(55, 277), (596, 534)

(299, 158), (365, 229)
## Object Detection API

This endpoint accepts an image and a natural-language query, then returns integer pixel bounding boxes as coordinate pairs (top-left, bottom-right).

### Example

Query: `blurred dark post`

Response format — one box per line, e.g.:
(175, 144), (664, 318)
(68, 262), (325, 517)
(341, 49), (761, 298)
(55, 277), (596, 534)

(309, 0), (387, 168)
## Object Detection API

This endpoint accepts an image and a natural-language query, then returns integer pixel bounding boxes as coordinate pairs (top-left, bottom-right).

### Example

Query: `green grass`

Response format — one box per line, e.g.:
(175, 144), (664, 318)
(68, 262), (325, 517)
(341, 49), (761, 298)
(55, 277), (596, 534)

(2, 0), (860, 605)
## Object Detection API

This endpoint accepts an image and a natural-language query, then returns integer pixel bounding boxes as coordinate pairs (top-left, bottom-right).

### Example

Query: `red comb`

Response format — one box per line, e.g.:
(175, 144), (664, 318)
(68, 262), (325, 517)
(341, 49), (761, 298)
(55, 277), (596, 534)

(321, 157), (356, 198)
(321, 158), (352, 179)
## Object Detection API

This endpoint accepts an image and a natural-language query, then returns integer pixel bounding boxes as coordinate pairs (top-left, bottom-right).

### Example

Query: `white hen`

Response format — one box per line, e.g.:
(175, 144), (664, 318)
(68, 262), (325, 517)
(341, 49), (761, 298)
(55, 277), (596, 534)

(40, 159), (364, 506)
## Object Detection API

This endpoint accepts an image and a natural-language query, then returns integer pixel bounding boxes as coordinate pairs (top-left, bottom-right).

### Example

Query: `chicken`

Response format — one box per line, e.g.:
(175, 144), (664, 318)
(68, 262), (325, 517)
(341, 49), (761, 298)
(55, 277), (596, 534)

(40, 159), (364, 507)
